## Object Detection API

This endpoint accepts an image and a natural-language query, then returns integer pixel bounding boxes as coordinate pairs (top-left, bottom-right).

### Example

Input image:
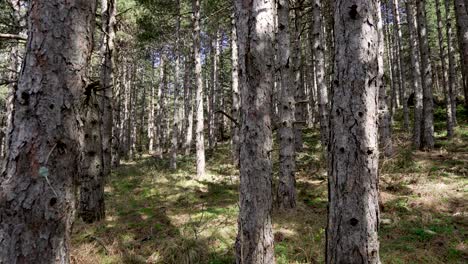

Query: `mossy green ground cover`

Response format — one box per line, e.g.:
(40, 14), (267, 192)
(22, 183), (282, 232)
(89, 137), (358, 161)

(72, 107), (467, 263)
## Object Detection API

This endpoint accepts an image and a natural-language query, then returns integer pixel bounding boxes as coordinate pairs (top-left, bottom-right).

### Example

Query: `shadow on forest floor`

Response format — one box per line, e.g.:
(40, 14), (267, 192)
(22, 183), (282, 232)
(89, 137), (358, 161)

(72, 106), (468, 264)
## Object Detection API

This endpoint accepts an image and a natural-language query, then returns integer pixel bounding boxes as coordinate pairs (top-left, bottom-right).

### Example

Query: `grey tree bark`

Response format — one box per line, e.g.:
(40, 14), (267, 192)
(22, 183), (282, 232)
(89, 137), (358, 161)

(293, 2), (305, 152)
(276, 0), (296, 210)
(193, 0), (206, 178)
(79, 82), (105, 223)
(446, 0), (458, 126)
(417, 0), (435, 150)
(231, 14), (240, 165)
(406, 0), (424, 149)
(148, 55), (156, 154)
(327, 1), (381, 263)
(100, 0), (116, 180)
(0, 0), (96, 262)
(234, 0), (276, 263)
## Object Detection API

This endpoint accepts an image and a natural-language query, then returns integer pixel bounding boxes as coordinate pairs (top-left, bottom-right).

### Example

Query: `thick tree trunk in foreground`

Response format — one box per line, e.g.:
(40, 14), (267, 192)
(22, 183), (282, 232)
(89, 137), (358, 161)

(406, 0), (424, 149)
(327, 1), (381, 263)
(454, 0), (468, 107)
(417, 0), (435, 150)
(0, 0), (96, 262)
(276, 0), (296, 210)
(193, 0), (205, 178)
(235, 0), (276, 263)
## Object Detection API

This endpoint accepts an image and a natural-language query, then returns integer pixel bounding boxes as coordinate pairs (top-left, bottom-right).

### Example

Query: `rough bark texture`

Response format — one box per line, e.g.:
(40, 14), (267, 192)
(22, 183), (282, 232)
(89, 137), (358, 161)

(231, 14), (240, 166)
(417, 0), (435, 150)
(193, 0), (205, 179)
(276, 0), (296, 210)
(454, 0), (468, 107)
(100, 0), (116, 179)
(79, 83), (105, 223)
(312, 0), (330, 149)
(327, 1), (381, 263)
(234, 0), (276, 263)
(0, 0), (96, 262)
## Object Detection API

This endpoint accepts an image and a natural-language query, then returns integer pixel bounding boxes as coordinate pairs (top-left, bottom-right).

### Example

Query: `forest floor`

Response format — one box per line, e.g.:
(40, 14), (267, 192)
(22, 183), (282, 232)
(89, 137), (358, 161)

(71, 106), (468, 264)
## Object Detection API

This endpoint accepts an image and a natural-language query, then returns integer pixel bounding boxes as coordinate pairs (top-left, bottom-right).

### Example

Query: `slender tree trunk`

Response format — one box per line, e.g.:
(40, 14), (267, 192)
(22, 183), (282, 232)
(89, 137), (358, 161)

(231, 13), (240, 165)
(155, 53), (166, 159)
(183, 55), (195, 156)
(100, 0), (116, 181)
(454, 0), (468, 107)
(378, 2), (393, 157)
(112, 59), (122, 167)
(0, 1), (96, 262)
(235, 0), (276, 263)
(193, 0), (206, 178)
(385, 4), (398, 117)
(79, 83), (105, 223)
(327, 1), (381, 263)
(406, 0), (424, 149)
(312, 0), (330, 149)
(391, 0), (409, 129)
(446, 0), (458, 125)
(417, 0), (435, 150)
(170, 0), (181, 170)
(148, 55), (156, 154)
(435, 0), (455, 138)
(293, 2), (305, 152)
(276, 0), (296, 210)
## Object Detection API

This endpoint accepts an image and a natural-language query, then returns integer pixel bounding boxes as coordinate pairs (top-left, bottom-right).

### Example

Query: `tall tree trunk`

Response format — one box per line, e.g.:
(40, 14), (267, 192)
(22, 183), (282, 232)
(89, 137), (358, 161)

(435, 0), (455, 138)
(183, 55), (195, 156)
(312, 0), (330, 149)
(406, 0), (424, 149)
(155, 53), (166, 159)
(327, 1), (381, 263)
(446, 0), (458, 125)
(0, 0), (96, 262)
(79, 83), (105, 223)
(235, 0), (276, 262)
(231, 13), (240, 165)
(193, 0), (206, 178)
(454, 0), (468, 107)
(391, 0), (409, 129)
(170, 0), (181, 170)
(100, 0), (116, 181)
(148, 55), (156, 154)
(417, 0), (435, 150)
(378, 2), (393, 157)
(276, 0), (296, 210)
(293, 2), (305, 152)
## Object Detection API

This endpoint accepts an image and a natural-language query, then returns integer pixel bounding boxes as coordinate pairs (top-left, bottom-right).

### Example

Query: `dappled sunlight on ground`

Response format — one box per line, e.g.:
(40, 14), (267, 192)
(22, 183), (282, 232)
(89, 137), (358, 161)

(71, 108), (467, 263)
